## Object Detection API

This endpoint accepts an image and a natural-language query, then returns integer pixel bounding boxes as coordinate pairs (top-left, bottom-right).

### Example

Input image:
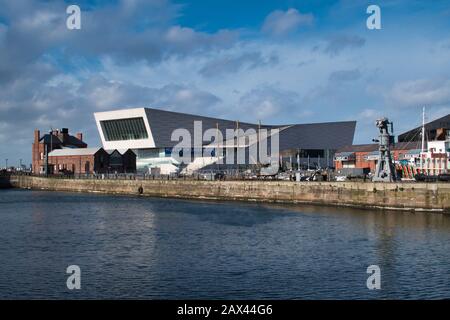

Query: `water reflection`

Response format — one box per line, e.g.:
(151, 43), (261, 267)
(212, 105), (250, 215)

(0, 189), (449, 299)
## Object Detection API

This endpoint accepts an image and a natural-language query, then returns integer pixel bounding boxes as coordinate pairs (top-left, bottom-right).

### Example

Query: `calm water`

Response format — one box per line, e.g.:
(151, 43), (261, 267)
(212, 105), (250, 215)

(0, 189), (449, 299)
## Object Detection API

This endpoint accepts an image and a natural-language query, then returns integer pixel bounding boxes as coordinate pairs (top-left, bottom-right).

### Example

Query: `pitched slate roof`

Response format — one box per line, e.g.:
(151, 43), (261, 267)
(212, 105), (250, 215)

(39, 134), (86, 147)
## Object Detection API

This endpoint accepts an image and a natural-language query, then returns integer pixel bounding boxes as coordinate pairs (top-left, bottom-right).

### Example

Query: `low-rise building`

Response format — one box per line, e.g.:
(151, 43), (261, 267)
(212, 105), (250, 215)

(32, 127), (136, 175)
(32, 128), (87, 174)
(334, 141), (424, 176)
(48, 147), (110, 174)
(48, 147), (136, 175)
(106, 149), (137, 173)
(334, 113), (450, 177)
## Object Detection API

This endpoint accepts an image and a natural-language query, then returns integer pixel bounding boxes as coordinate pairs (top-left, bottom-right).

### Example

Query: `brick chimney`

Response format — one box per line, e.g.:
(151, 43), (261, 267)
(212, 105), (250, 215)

(34, 129), (40, 143)
(59, 128), (69, 143)
(76, 132), (83, 141)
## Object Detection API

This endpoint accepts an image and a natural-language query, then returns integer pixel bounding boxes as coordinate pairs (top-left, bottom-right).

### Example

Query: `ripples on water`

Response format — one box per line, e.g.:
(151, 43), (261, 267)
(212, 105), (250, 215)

(0, 189), (449, 299)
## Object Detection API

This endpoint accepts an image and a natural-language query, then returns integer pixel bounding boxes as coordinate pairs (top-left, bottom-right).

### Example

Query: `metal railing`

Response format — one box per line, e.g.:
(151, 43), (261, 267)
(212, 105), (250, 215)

(5, 169), (446, 183)
(5, 169), (327, 182)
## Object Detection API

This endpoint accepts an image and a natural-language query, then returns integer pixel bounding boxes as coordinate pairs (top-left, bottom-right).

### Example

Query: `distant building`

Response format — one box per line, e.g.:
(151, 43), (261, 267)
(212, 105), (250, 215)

(48, 148), (109, 174)
(105, 149), (137, 173)
(334, 141), (423, 175)
(334, 113), (450, 177)
(32, 128), (87, 174)
(32, 128), (136, 175)
(48, 148), (136, 174)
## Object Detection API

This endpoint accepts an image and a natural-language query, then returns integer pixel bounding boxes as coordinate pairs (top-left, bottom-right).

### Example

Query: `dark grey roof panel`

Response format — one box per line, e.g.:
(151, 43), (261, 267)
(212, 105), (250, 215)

(145, 108), (270, 147)
(39, 133), (86, 147)
(40, 134), (62, 144)
(278, 121), (356, 150)
(398, 114), (450, 142)
(144, 108), (356, 151)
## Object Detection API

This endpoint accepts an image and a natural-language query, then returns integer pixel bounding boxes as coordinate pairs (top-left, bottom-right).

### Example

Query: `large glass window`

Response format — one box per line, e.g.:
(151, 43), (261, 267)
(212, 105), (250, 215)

(100, 118), (148, 141)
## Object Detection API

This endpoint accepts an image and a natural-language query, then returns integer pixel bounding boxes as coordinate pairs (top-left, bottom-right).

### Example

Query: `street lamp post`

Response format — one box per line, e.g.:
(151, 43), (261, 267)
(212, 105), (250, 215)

(5, 158), (8, 169)
(49, 128), (53, 153)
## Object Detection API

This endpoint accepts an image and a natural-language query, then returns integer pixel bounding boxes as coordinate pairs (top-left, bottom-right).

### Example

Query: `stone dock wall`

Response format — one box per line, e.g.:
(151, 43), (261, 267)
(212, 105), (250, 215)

(6, 175), (450, 213)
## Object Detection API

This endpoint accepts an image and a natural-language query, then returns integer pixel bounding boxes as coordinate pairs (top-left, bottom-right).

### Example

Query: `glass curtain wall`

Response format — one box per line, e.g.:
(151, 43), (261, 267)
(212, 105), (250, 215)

(101, 118), (148, 141)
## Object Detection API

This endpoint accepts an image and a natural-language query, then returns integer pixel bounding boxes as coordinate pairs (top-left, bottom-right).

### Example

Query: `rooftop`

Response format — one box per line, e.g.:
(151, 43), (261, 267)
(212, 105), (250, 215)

(398, 114), (450, 142)
(48, 147), (103, 157)
(336, 140), (426, 154)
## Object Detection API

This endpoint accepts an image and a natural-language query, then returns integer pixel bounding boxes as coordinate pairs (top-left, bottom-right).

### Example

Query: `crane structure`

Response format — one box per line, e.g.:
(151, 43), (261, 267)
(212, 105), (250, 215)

(372, 117), (397, 182)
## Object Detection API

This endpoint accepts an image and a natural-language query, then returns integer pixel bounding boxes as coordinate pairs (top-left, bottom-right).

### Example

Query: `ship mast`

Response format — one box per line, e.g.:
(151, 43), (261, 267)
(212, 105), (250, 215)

(420, 107), (425, 172)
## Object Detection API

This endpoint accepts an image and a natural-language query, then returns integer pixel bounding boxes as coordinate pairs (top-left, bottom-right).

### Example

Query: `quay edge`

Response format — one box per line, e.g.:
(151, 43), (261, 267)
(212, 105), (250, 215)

(5, 175), (450, 214)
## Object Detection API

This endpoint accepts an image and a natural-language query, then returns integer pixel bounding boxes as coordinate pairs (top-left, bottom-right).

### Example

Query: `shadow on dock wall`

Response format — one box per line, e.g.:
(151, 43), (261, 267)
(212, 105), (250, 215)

(0, 176), (12, 189)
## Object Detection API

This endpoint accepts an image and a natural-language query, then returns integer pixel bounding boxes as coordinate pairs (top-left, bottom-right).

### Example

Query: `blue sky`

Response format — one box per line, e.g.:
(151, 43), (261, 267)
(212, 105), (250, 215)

(1, 0), (450, 165)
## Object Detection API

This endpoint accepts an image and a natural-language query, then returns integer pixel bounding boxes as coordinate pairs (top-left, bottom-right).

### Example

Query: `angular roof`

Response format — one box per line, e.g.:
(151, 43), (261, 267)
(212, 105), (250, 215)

(94, 107), (356, 151)
(105, 149), (136, 155)
(144, 108), (356, 150)
(48, 147), (103, 157)
(144, 108), (272, 147)
(398, 114), (450, 142)
(278, 121), (356, 151)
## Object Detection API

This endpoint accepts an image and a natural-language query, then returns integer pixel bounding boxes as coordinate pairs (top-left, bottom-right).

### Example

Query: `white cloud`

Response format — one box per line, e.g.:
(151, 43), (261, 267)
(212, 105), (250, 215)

(358, 109), (379, 119)
(262, 8), (313, 36)
(321, 35), (365, 57)
(237, 85), (310, 123)
(426, 106), (450, 122)
(199, 51), (278, 78)
(329, 69), (361, 82)
(1, 0), (450, 163)
(387, 79), (450, 108)
(165, 25), (197, 44)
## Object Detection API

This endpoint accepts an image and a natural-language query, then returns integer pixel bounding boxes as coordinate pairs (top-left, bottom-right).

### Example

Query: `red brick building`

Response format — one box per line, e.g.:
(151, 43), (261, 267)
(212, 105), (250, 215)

(334, 141), (423, 175)
(32, 128), (136, 175)
(335, 114), (450, 177)
(48, 148), (110, 174)
(32, 128), (87, 174)
(48, 148), (136, 175)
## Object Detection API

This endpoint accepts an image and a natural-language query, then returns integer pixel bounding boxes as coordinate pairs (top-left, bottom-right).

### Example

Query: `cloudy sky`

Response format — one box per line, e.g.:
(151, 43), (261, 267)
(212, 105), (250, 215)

(1, 0), (450, 166)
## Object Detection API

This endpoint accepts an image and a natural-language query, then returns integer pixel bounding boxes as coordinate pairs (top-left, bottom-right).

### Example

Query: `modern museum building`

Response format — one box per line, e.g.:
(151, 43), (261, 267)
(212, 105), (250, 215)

(94, 107), (356, 174)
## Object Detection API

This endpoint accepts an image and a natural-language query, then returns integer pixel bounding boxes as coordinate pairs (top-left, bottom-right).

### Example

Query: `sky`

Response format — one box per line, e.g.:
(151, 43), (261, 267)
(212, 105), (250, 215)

(1, 0), (450, 166)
